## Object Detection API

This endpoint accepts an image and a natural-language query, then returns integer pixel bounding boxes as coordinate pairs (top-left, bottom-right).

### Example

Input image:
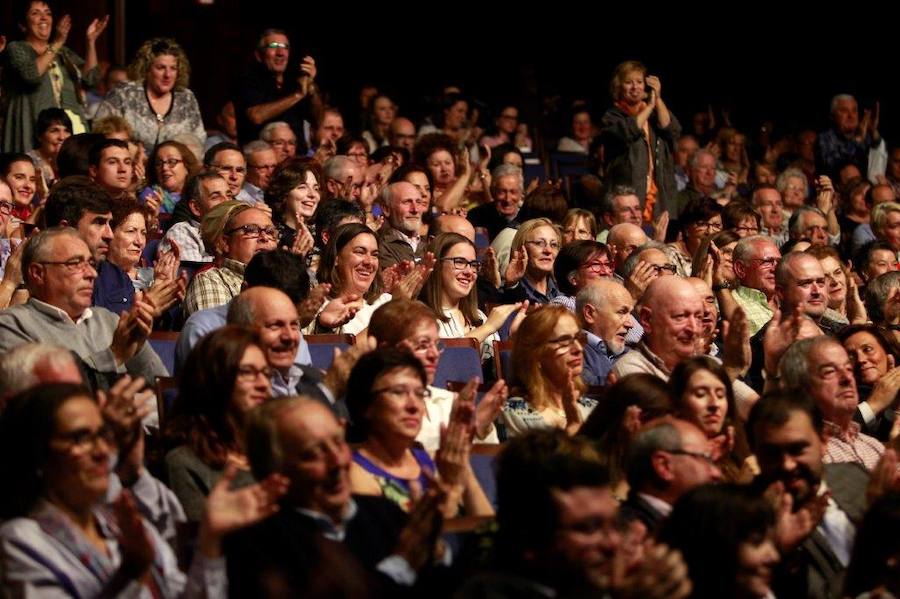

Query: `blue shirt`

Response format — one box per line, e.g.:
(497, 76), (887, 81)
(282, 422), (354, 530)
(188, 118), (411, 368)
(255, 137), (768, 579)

(174, 300), (312, 375)
(92, 261), (134, 314)
(521, 276), (560, 305)
(581, 330), (628, 386)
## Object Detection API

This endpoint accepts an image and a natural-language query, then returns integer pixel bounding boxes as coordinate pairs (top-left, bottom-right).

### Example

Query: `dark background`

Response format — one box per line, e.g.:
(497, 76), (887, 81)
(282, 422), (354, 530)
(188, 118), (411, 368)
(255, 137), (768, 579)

(4, 1), (895, 144)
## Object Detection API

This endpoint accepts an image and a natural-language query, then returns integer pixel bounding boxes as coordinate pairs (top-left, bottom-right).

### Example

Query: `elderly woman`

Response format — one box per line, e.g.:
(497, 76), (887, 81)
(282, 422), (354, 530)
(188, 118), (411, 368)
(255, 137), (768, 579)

(600, 60), (681, 220)
(667, 196), (723, 277)
(775, 167), (809, 217)
(346, 349), (494, 516)
(0, 382), (286, 596)
(26, 107), (71, 190)
(806, 245), (866, 324)
(264, 158), (322, 250)
(551, 240), (613, 311)
(368, 298), (504, 450)
(501, 305), (598, 438)
(107, 200), (156, 291)
(95, 37), (205, 153)
(307, 222), (392, 335)
(669, 356), (753, 483)
(139, 140), (201, 216)
(3, 2), (107, 152)
(165, 325), (271, 521)
(502, 217), (562, 305)
(0, 153), (38, 222)
(839, 324), (900, 441)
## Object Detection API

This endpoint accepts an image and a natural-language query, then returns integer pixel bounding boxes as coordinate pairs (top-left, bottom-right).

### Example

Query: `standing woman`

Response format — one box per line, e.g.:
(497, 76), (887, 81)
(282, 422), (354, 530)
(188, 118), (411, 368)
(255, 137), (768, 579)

(95, 37), (205, 154)
(600, 60), (681, 221)
(2, 1), (108, 152)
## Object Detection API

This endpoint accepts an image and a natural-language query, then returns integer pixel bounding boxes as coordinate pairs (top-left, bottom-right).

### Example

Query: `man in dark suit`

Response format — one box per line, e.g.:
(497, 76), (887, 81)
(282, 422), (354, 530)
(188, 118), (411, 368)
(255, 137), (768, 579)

(226, 397), (445, 596)
(619, 418), (722, 534)
(748, 391), (870, 599)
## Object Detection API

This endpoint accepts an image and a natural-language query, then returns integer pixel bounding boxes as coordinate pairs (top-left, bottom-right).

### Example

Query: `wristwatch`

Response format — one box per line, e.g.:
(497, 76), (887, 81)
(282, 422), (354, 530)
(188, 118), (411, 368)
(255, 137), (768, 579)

(712, 282), (732, 291)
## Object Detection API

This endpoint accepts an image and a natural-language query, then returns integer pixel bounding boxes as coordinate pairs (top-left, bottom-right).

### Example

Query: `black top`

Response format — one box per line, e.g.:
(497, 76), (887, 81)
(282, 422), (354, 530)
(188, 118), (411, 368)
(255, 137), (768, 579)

(233, 63), (313, 151)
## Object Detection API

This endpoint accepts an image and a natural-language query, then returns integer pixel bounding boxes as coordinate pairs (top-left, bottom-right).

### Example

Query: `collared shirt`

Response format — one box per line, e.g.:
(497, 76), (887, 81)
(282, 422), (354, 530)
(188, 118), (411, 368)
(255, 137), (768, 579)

(823, 420), (884, 471)
(520, 276), (560, 305)
(377, 224), (424, 269)
(582, 329), (628, 386)
(816, 481), (856, 567)
(731, 285), (774, 336)
(637, 492), (673, 519)
(93, 260), (134, 315)
(270, 361), (335, 406)
(159, 219), (213, 263)
(240, 182), (265, 205)
(183, 258), (245, 315)
(550, 294), (575, 312)
(32, 298), (94, 325)
(760, 225), (789, 248)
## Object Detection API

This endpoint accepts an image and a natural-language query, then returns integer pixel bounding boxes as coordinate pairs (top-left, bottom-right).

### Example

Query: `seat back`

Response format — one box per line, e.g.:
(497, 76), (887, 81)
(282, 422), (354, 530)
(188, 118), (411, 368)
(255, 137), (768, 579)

(148, 331), (180, 375)
(492, 339), (514, 382)
(305, 334), (355, 370)
(155, 376), (179, 428)
(433, 338), (482, 389)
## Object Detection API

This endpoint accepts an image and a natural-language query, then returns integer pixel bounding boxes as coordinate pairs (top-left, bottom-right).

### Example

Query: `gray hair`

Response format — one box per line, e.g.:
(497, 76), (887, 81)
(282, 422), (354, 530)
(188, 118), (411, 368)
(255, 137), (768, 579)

(574, 280), (627, 326)
(830, 94), (856, 114)
(490, 164), (523, 191)
(601, 185), (639, 215)
(871, 201), (900, 236)
(620, 241), (668, 280)
(260, 121), (293, 142)
(689, 149), (716, 169)
(865, 271), (900, 325)
(779, 336), (839, 390)
(732, 234), (772, 266)
(776, 167), (809, 198)
(626, 421), (683, 491)
(788, 206), (827, 240)
(323, 155), (355, 182)
(242, 140), (273, 162)
(256, 28), (288, 49)
(22, 227), (82, 290)
(0, 343), (79, 398)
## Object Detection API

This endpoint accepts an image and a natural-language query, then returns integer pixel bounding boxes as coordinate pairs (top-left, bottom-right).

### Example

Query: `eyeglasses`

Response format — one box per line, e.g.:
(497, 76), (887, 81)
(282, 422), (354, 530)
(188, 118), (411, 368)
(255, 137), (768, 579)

(372, 385), (431, 401)
(157, 158), (183, 169)
(648, 263), (677, 275)
(213, 164), (247, 176)
(668, 449), (716, 466)
(53, 424), (115, 453)
(442, 257), (481, 271)
(694, 220), (723, 232)
(545, 331), (588, 352)
(226, 224), (278, 239)
(249, 163), (277, 172)
(0, 201), (13, 215)
(749, 257), (780, 269)
(406, 339), (445, 354)
(38, 257), (98, 273)
(270, 139), (297, 147)
(263, 41), (290, 50)
(237, 365), (274, 381)
(582, 260), (612, 274)
(525, 239), (560, 251)
(733, 226), (759, 234)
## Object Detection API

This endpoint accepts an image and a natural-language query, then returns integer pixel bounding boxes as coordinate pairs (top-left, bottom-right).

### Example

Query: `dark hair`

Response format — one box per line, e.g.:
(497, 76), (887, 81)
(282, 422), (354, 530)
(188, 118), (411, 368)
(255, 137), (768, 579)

(182, 168), (225, 205)
(313, 199), (366, 248)
(658, 483), (776, 599)
(518, 183), (569, 224)
(838, 323), (900, 365)
(678, 196), (722, 237)
(371, 145), (409, 165)
(203, 141), (242, 167)
(746, 390), (824, 451)
(437, 92), (468, 128)
(844, 492), (900, 596)
(147, 140), (201, 189)
(166, 326), (263, 468)
(0, 382), (93, 519)
(244, 249), (311, 304)
(345, 349), (426, 442)
(853, 240), (896, 280)
(0, 152), (34, 177)
(487, 143), (524, 171)
(15, 0), (58, 29)
(413, 133), (457, 168)
(88, 138), (129, 168)
(336, 136), (369, 158)
(33, 108), (72, 148)
(57, 133), (106, 178)
(264, 157), (323, 221)
(420, 233), (481, 325)
(44, 176), (113, 227)
(553, 240), (607, 296)
(389, 162), (434, 194)
(722, 200), (761, 232)
(317, 222), (383, 303)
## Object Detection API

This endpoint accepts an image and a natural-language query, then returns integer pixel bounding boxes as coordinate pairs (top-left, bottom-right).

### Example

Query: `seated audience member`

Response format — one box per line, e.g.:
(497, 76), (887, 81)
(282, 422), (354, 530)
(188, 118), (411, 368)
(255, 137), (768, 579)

(0, 153), (38, 223)
(617, 241), (676, 302)
(241, 140), (277, 203)
(492, 184), (568, 273)
(850, 186), (897, 255)
(307, 223), (392, 335)
(159, 169), (230, 262)
(780, 336), (884, 471)
(752, 185), (788, 246)
(667, 196), (722, 276)
(368, 298), (504, 450)
(0, 343), (83, 401)
(57, 133), (106, 179)
(502, 305), (597, 437)
(459, 429), (691, 598)
(377, 182), (426, 269)
(608, 222), (649, 277)
(722, 200), (761, 238)
(141, 140), (202, 221)
(726, 235), (781, 335)
(165, 325), (269, 520)
(578, 373), (674, 497)
(619, 418), (722, 533)
(673, 150), (719, 216)
(388, 117), (417, 152)
(839, 324), (900, 441)
(561, 208), (598, 244)
(27, 108), (73, 191)
(575, 279), (635, 386)
(259, 121), (298, 164)
(747, 392), (869, 599)
(204, 142), (254, 203)
(322, 155), (364, 202)
(183, 200), (276, 315)
(597, 185), (643, 242)
(659, 484), (779, 599)
(466, 164), (524, 241)
(868, 201), (900, 257)
(44, 177), (134, 314)
(501, 217), (562, 305)
(865, 271), (900, 347)
(87, 138), (134, 200)
(844, 492), (900, 598)
(227, 396), (447, 595)
(420, 232), (523, 361)
(0, 228), (167, 383)
(788, 206), (831, 248)
(345, 349), (494, 515)
(686, 277), (720, 356)
(264, 158), (322, 251)
(669, 356), (753, 482)
(551, 240), (613, 311)
(806, 245), (866, 325)
(0, 383), (286, 597)
(853, 240), (897, 287)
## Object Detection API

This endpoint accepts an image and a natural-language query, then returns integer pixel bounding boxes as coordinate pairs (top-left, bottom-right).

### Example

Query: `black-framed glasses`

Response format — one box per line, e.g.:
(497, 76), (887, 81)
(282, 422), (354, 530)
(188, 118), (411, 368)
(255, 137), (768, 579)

(237, 365), (274, 381)
(38, 257), (97, 273)
(371, 385), (431, 401)
(157, 158), (183, 169)
(226, 224), (278, 239)
(442, 257), (481, 271)
(649, 263), (677, 275)
(53, 424), (115, 453)
(668, 449), (716, 465)
(545, 331), (588, 351)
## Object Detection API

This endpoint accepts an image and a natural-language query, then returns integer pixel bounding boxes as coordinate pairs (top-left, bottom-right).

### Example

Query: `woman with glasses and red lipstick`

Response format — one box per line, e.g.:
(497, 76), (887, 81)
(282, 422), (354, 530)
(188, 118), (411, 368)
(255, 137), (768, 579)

(551, 240), (614, 312)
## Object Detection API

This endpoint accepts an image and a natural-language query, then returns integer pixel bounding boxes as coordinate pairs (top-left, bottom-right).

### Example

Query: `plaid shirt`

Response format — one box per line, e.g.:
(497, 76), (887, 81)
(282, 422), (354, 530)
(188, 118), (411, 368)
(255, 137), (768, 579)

(159, 220), (213, 263)
(183, 258), (245, 315)
(823, 420), (884, 471)
(731, 286), (774, 337)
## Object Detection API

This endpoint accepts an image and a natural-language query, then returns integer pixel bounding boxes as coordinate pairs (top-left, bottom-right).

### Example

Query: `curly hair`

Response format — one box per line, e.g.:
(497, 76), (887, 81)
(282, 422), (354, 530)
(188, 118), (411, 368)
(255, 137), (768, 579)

(413, 132), (458, 168)
(128, 38), (191, 90)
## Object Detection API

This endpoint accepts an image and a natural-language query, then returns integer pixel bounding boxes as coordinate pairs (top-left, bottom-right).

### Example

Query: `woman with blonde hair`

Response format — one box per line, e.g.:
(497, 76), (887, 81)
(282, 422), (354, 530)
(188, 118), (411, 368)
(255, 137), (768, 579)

(503, 217), (562, 304)
(95, 37), (205, 153)
(501, 305), (597, 438)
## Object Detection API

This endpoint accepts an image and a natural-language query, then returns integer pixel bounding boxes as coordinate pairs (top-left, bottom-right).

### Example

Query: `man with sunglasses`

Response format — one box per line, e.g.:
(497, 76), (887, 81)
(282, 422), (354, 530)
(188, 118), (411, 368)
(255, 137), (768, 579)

(234, 28), (323, 151)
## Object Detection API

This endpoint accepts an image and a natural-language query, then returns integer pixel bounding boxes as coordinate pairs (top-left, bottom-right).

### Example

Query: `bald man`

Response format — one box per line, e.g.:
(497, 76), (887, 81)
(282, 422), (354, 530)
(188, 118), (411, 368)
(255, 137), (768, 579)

(607, 223), (649, 276)
(388, 117), (416, 152)
(378, 181), (427, 269)
(432, 213), (475, 241)
(576, 279), (635, 385)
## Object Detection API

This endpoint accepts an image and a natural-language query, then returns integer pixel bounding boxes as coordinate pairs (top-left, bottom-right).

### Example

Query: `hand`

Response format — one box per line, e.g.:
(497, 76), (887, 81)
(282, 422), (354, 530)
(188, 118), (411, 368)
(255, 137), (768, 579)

(653, 210), (669, 241)
(393, 477), (446, 571)
(285, 217), (314, 258)
(624, 260), (656, 301)
(762, 307), (802, 378)
(475, 379), (507, 439)
(503, 248), (528, 286)
(299, 55), (317, 81)
(392, 253), (436, 300)
(98, 375), (151, 450)
(485, 302), (523, 331)
(509, 300), (530, 337)
(721, 307), (751, 380)
(144, 274), (187, 317)
(867, 449), (900, 505)
(766, 481), (827, 552)
(709, 425), (735, 462)
(110, 293), (155, 365)
(1, 234), (30, 288)
(846, 275), (868, 324)
(152, 249), (179, 283)
(144, 188), (162, 219)
(646, 75), (662, 103)
(561, 369), (583, 434)
(318, 294), (364, 329)
(85, 14), (109, 43)
(480, 246), (501, 288)
(298, 283), (330, 327)
(477, 144), (492, 172)
(112, 491), (155, 580)
(867, 366), (900, 414)
(436, 379), (477, 488)
(815, 176), (835, 214)
(312, 138), (336, 166)
(322, 336), (376, 398)
(610, 540), (692, 599)
(54, 14), (71, 46)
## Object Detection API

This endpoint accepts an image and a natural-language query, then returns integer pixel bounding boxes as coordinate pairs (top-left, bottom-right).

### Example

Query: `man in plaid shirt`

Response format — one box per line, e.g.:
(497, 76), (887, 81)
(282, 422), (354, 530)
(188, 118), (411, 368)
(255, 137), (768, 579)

(159, 170), (231, 263)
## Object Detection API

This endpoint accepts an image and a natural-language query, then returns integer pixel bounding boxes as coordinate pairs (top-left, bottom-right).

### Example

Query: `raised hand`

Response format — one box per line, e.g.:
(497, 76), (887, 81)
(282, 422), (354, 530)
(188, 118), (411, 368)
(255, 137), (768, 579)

(85, 14), (109, 43)
(436, 379), (477, 488)
(508, 299), (530, 337)
(393, 477), (446, 571)
(485, 302), (524, 332)
(610, 539), (692, 599)
(322, 336), (376, 398)
(624, 260), (656, 301)
(561, 369), (583, 435)
(474, 379), (507, 439)
(721, 306), (751, 380)
(312, 138), (336, 166)
(653, 210), (669, 241)
(299, 55), (317, 81)
(503, 247), (528, 286)
(867, 449), (900, 504)
(480, 246), (501, 288)
(762, 307), (802, 379)
(392, 253), (435, 300)
(287, 217), (314, 258)
(54, 14), (72, 46)
(767, 481), (827, 552)
(318, 294), (364, 329)
(298, 283), (330, 327)
(815, 176), (835, 215)
(112, 491), (155, 580)
(98, 375), (151, 449)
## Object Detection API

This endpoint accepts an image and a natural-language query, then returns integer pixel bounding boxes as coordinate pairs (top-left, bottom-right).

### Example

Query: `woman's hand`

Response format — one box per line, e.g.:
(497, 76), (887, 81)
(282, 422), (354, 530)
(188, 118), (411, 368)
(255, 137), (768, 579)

(561, 369), (583, 435)
(846, 274), (868, 324)
(285, 217), (314, 258)
(53, 14), (72, 47)
(503, 248), (528, 286)
(485, 302), (523, 332)
(436, 379), (477, 488)
(815, 175), (835, 215)
(475, 379), (507, 439)
(318, 294), (364, 330)
(479, 246), (501, 288)
(867, 366), (900, 414)
(85, 15), (109, 43)
(646, 75), (662, 105)
(113, 491), (155, 580)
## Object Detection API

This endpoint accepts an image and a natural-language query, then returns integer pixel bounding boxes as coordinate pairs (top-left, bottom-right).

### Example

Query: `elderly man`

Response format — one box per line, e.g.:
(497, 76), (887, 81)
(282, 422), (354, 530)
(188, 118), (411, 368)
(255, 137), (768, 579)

(747, 392), (869, 599)
(597, 185), (643, 242)
(849, 185), (897, 254)
(160, 169), (230, 262)
(620, 418), (722, 532)
(687, 277), (719, 355)
(0, 228), (167, 384)
(466, 164), (524, 241)
(673, 149), (719, 216)
(608, 222), (649, 277)
(788, 206), (831, 247)
(204, 142), (253, 203)
(226, 397), (445, 595)
(0, 342), (83, 400)
(259, 121), (297, 164)
(618, 241), (675, 302)
(322, 155), (364, 201)
(780, 336), (884, 471)
(377, 182), (426, 269)
(752, 185), (788, 246)
(87, 139), (133, 199)
(816, 94), (880, 179)
(388, 117), (416, 152)
(674, 135), (699, 191)
(576, 279), (634, 386)
(726, 235), (781, 336)
(183, 201), (277, 315)
(242, 140), (278, 203)
(233, 28), (322, 150)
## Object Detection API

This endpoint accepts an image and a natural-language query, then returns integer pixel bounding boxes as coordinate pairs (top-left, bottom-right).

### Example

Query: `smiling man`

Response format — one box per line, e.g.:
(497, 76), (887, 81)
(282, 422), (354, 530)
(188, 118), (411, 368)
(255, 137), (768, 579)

(576, 279), (635, 386)
(377, 182), (426, 269)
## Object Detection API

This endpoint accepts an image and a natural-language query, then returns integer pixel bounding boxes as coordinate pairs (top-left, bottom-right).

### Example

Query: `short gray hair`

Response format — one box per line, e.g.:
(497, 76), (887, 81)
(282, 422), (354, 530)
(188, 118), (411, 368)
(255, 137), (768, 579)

(491, 164), (523, 191)
(779, 336), (839, 390)
(323, 155), (355, 182)
(830, 94), (856, 114)
(733, 235), (771, 266)
(788, 206), (827, 240)
(620, 241), (667, 280)
(242, 140), (273, 162)
(626, 420), (683, 491)
(776, 167), (809, 198)
(0, 343), (79, 398)
(22, 227), (82, 290)
(689, 149), (716, 169)
(260, 121), (293, 142)
(865, 271), (900, 325)
(871, 202), (900, 237)
(774, 251), (815, 290)
(601, 185), (638, 215)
